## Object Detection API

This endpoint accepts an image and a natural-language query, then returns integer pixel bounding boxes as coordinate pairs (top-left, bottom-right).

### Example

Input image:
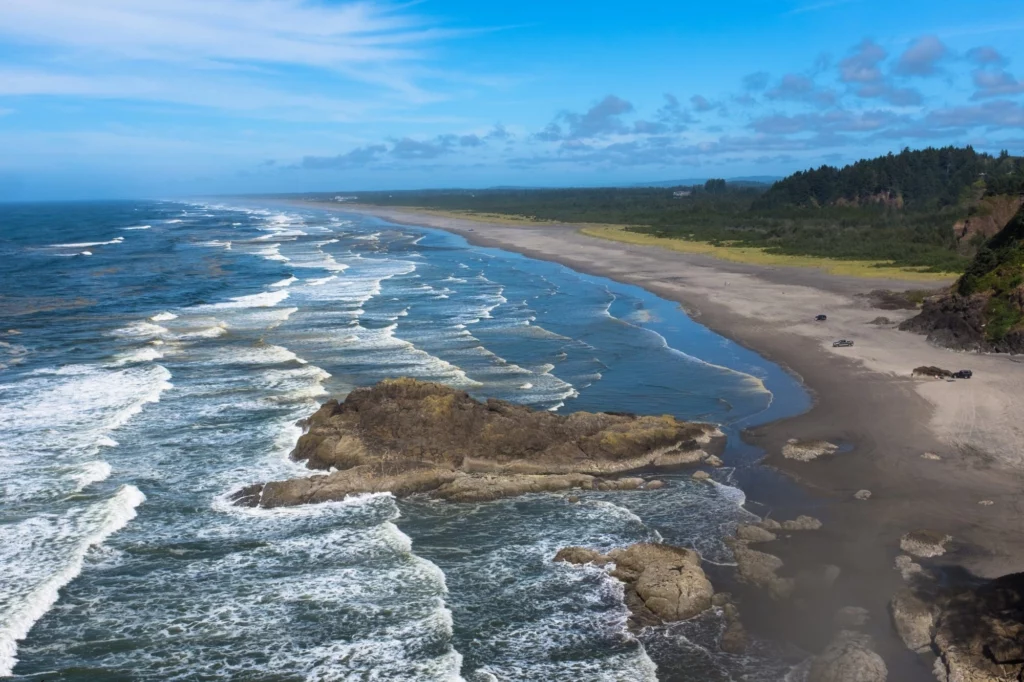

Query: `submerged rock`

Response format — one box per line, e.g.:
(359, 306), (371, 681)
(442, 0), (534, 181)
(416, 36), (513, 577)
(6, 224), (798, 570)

(889, 589), (935, 653)
(894, 555), (928, 582)
(783, 439), (839, 462)
(808, 630), (887, 682)
(834, 606), (870, 629)
(730, 542), (795, 600)
(555, 542), (714, 623)
(736, 523), (777, 544)
(783, 515), (823, 531)
(233, 378), (723, 508)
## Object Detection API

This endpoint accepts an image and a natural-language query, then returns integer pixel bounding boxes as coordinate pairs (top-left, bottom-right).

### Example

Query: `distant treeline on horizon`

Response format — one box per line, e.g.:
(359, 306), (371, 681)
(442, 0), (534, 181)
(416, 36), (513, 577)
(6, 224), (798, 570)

(294, 146), (1024, 273)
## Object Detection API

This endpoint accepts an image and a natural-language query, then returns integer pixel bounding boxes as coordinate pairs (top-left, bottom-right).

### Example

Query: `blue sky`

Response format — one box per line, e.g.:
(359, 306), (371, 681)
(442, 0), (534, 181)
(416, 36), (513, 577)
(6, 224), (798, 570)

(2, 0), (1024, 199)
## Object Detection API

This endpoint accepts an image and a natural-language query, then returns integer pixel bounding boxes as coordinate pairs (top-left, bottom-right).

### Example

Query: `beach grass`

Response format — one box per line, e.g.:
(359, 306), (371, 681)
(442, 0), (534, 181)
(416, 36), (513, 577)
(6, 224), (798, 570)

(579, 225), (957, 282)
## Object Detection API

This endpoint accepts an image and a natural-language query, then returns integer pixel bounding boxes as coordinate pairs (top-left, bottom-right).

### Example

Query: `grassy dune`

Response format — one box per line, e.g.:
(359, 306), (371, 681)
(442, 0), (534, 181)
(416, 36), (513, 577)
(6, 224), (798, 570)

(353, 204), (957, 283)
(579, 225), (957, 282)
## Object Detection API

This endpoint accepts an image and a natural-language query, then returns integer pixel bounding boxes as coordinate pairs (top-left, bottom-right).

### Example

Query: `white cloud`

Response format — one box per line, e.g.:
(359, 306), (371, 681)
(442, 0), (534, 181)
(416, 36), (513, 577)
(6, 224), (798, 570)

(0, 0), (470, 111)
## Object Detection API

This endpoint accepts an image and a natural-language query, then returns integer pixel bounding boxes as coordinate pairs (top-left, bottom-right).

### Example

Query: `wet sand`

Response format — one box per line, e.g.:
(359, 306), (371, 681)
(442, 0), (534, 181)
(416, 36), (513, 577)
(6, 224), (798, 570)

(306, 202), (1024, 678)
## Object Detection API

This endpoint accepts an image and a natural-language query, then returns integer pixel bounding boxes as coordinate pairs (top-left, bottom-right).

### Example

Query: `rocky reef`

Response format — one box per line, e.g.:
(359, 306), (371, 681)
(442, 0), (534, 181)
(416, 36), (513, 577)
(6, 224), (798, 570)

(890, 573), (1024, 682)
(232, 378), (723, 508)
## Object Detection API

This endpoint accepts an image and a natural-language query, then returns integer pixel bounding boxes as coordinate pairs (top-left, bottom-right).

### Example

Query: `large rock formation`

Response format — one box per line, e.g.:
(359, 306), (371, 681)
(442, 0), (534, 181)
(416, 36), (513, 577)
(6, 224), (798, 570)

(554, 542), (715, 623)
(902, 204), (1024, 353)
(889, 573), (1024, 682)
(233, 378), (723, 508)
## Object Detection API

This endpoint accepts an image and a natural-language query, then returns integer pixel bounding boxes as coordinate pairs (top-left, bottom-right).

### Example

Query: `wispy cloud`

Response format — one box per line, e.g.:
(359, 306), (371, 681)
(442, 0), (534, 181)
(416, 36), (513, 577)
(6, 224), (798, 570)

(0, 0), (477, 112)
(786, 0), (861, 16)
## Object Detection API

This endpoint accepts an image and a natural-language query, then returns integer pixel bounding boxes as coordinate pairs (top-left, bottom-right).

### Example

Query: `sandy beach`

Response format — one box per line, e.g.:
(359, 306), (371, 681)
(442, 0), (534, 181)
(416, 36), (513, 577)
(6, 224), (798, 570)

(309, 202), (1024, 676)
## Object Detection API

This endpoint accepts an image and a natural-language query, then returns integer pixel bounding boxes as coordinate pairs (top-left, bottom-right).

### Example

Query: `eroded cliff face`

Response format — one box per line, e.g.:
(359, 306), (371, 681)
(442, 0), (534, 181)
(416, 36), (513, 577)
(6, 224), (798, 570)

(953, 194), (1024, 255)
(901, 204), (1024, 354)
(232, 378), (724, 508)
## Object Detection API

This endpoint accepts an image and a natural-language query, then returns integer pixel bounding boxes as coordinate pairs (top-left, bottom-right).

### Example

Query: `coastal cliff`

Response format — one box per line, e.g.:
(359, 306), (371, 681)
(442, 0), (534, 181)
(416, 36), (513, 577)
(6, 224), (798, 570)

(901, 204), (1024, 353)
(232, 378), (724, 508)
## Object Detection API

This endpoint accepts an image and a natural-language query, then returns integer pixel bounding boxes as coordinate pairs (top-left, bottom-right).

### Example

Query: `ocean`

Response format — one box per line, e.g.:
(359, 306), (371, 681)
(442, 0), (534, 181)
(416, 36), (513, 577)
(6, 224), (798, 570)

(0, 200), (810, 680)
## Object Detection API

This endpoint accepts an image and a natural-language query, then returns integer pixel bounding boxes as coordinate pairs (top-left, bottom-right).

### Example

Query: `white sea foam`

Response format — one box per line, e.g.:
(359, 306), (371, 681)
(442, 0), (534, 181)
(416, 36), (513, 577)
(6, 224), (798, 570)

(70, 461), (113, 492)
(207, 290), (290, 309)
(122, 224), (151, 230)
(270, 276), (298, 288)
(49, 237), (124, 248)
(112, 321), (169, 340)
(256, 244), (289, 262)
(112, 346), (165, 366)
(0, 485), (145, 676)
(150, 312), (178, 322)
(79, 251), (92, 256)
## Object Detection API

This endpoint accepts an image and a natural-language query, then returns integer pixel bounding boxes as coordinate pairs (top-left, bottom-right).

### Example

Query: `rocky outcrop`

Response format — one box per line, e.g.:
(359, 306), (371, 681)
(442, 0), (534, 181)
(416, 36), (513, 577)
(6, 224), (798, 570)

(891, 573), (1024, 682)
(900, 530), (952, 558)
(735, 523), (777, 543)
(900, 292), (1012, 352)
(783, 515), (823, 531)
(783, 439), (839, 462)
(233, 378), (723, 508)
(890, 589), (936, 653)
(902, 204), (1024, 353)
(808, 630), (888, 682)
(729, 541), (795, 600)
(555, 542), (714, 622)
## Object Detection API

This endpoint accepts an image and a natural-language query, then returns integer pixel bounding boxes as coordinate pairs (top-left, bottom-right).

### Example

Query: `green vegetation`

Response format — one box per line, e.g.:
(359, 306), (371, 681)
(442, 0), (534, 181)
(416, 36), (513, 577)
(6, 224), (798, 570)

(957, 206), (1024, 342)
(310, 146), (1024, 275)
(754, 147), (1024, 210)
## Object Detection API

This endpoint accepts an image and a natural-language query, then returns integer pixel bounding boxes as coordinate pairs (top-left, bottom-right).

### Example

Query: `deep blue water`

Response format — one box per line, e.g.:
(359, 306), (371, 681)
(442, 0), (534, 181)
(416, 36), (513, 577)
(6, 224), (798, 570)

(0, 200), (809, 681)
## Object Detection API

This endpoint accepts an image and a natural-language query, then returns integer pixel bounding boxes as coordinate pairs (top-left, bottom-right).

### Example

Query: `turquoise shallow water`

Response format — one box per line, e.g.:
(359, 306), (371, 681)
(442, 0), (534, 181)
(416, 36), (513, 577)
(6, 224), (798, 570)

(0, 200), (809, 680)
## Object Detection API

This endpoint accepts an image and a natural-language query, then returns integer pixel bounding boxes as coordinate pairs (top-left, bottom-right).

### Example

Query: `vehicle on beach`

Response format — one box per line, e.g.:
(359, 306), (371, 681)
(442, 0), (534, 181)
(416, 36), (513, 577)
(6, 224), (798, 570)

(832, 339), (854, 347)
(815, 314), (827, 321)
(952, 369), (973, 379)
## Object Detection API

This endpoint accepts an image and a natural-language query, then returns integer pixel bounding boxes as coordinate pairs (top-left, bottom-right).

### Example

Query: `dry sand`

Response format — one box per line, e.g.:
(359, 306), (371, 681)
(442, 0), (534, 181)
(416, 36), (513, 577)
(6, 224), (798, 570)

(309, 202), (1024, 676)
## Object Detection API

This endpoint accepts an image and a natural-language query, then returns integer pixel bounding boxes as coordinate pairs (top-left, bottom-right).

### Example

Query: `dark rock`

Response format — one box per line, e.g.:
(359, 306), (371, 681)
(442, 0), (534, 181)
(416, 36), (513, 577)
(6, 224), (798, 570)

(721, 619), (747, 654)
(932, 573), (1024, 681)
(867, 289), (926, 311)
(912, 365), (953, 379)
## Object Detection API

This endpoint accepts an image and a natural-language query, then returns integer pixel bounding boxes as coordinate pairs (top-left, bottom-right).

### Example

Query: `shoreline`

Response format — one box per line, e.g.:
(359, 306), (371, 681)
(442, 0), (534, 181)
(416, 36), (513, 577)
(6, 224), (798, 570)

(301, 201), (1024, 678)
